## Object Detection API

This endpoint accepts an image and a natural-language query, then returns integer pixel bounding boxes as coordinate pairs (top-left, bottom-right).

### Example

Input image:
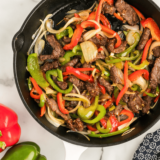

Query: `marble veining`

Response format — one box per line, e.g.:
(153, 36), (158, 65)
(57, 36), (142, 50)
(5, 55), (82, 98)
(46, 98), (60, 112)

(0, 0), (160, 160)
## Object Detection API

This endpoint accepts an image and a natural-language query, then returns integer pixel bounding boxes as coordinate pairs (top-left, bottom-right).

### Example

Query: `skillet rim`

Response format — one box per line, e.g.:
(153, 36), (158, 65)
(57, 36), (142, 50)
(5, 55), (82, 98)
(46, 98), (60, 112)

(12, 0), (160, 147)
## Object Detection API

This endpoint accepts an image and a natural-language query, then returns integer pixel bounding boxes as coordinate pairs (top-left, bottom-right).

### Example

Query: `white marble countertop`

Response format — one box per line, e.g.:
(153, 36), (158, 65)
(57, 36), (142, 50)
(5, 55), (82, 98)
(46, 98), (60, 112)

(0, 0), (160, 159)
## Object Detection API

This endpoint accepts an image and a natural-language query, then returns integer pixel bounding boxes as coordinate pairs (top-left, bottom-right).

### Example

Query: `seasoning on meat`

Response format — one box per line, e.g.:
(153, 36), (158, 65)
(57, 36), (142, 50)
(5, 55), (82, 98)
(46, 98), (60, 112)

(102, 2), (116, 15)
(115, 0), (139, 26)
(99, 77), (113, 95)
(66, 118), (84, 131)
(85, 82), (100, 97)
(89, 35), (107, 47)
(41, 61), (59, 72)
(137, 28), (151, 50)
(152, 46), (160, 58)
(110, 66), (124, 84)
(150, 57), (160, 89)
(107, 38), (127, 53)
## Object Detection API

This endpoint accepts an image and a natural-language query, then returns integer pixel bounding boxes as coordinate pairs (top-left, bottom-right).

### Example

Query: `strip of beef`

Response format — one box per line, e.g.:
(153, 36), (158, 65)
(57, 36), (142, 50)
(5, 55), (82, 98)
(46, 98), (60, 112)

(115, 104), (123, 116)
(46, 98), (69, 120)
(110, 66), (124, 84)
(93, 53), (106, 62)
(62, 36), (71, 44)
(66, 118), (84, 131)
(82, 63), (91, 75)
(99, 77), (113, 95)
(115, 0), (139, 26)
(41, 61), (59, 72)
(150, 57), (160, 89)
(128, 92), (145, 113)
(61, 58), (79, 72)
(89, 35), (107, 47)
(52, 76), (68, 90)
(85, 82), (100, 97)
(152, 46), (160, 58)
(107, 38), (127, 53)
(122, 88), (133, 103)
(120, 114), (128, 121)
(68, 75), (85, 92)
(75, 62), (82, 68)
(137, 28), (151, 50)
(142, 95), (153, 114)
(102, 2), (116, 15)
(39, 55), (55, 61)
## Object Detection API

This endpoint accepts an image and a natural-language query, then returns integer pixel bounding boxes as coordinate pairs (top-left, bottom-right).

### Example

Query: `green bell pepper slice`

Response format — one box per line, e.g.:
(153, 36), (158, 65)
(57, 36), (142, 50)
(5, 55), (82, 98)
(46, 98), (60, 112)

(128, 60), (149, 70)
(96, 120), (112, 134)
(116, 32), (140, 57)
(133, 52), (143, 65)
(61, 51), (82, 66)
(78, 96), (99, 120)
(27, 53), (49, 88)
(88, 127), (130, 138)
(131, 84), (139, 91)
(39, 94), (45, 107)
(56, 26), (73, 40)
(1, 142), (47, 160)
(57, 68), (63, 82)
(72, 44), (82, 53)
(46, 70), (73, 94)
(144, 86), (159, 97)
(82, 105), (106, 124)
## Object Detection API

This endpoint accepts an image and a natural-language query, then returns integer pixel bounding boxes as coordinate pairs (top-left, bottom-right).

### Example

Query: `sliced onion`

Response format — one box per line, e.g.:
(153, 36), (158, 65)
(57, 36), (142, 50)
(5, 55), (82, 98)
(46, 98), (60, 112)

(98, 31), (115, 38)
(92, 68), (97, 77)
(79, 10), (90, 21)
(69, 84), (81, 113)
(46, 17), (82, 34)
(65, 93), (90, 107)
(80, 41), (98, 63)
(43, 87), (57, 95)
(139, 23), (143, 36)
(45, 107), (64, 127)
(123, 25), (139, 32)
(83, 29), (101, 41)
(148, 41), (160, 59)
(126, 31), (136, 45)
(66, 9), (78, 14)
(34, 39), (45, 55)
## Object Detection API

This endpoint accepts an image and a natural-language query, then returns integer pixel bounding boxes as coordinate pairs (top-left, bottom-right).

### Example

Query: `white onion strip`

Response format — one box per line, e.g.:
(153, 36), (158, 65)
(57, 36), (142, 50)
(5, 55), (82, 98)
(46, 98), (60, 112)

(148, 41), (160, 59)
(123, 25), (139, 32)
(46, 17), (82, 34)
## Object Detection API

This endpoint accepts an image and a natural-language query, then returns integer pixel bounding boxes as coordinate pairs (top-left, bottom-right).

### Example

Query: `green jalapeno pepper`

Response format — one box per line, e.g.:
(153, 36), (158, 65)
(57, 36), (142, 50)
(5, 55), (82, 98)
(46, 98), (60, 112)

(116, 32), (140, 57)
(46, 70), (73, 94)
(96, 120), (112, 134)
(88, 127), (130, 138)
(128, 60), (149, 70)
(82, 105), (106, 124)
(77, 96), (99, 120)
(27, 53), (49, 88)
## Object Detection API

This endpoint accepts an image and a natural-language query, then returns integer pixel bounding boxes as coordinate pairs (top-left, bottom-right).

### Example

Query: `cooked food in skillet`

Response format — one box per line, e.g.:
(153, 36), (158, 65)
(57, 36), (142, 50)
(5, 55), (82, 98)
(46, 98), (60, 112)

(27, 0), (160, 139)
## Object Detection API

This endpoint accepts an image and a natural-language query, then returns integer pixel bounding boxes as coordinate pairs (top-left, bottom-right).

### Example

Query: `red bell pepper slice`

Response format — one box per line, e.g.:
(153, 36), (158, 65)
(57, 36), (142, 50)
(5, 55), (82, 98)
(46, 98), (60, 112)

(0, 104), (21, 152)
(74, 13), (80, 18)
(143, 88), (151, 97)
(114, 13), (123, 21)
(118, 109), (134, 126)
(98, 48), (104, 52)
(63, 24), (83, 50)
(109, 115), (119, 132)
(116, 61), (128, 106)
(141, 18), (160, 41)
(95, 111), (107, 129)
(63, 76), (68, 81)
(154, 94), (160, 103)
(103, 95), (115, 109)
(128, 69), (149, 81)
(30, 88), (41, 99)
(86, 125), (97, 131)
(105, 0), (114, 5)
(30, 77), (43, 95)
(98, 82), (106, 94)
(131, 6), (145, 20)
(141, 38), (152, 63)
(40, 105), (46, 117)
(57, 93), (69, 114)
(76, 68), (100, 73)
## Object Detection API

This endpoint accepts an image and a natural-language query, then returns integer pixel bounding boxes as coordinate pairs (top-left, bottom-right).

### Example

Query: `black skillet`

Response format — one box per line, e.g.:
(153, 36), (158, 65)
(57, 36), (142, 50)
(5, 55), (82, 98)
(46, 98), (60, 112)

(13, 0), (160, 148)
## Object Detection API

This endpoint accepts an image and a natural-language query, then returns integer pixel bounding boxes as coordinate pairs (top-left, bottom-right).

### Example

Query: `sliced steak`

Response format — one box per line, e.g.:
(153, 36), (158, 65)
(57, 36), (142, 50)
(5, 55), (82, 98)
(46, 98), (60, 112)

(89, 35), (107, 47)
(107, 38), (127, 53)
(110, 66), (124, 84)
(61, 58), (79, 72)
(120, 114), (128, 121)
(41, 61), (59, 72)
(66, 118), (84, 131)
(137, 28), (151, 50)
(142, 95), (153, 114)
(82, 63), (91, 75)
(150, 57), (160, 89)
(115, 0), (139, 26)
(93, 53), (106, 62)
(128, 92), (145, 113)
(39, 55), (55, 61)
(153, 46), (160, 58)
(46, 98), (69, 120)
(62, 36), (71, 44)
(52, 76), (68, 90)
(115, 104), (123, 116)
(85, 82), (100, 97)
(99, 77), (113, 95)
(102, 2), (116, 15)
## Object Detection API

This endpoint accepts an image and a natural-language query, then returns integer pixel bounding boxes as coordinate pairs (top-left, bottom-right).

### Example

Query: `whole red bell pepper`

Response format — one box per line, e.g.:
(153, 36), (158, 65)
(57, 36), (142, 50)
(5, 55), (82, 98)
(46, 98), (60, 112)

(63, 24), (83, 50)
(109, 115), (119, 132)
(116, 61), (128, 105)
(57, 93), (69, 114)
(128, 69), (149, 81)
(98, 82), (106, 94)
(141, 38), (152, 63)
(131, 6), (145, 20)
(95, 111), (107, 128)
(0, 104), (21, 152)
(141, 18), (160, 41)
(118, 109), (134, 126)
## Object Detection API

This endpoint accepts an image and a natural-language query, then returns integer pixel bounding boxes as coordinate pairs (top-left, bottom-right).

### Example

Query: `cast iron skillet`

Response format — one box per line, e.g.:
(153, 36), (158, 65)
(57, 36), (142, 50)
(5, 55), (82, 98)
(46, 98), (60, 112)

(13, 0), (160, 147)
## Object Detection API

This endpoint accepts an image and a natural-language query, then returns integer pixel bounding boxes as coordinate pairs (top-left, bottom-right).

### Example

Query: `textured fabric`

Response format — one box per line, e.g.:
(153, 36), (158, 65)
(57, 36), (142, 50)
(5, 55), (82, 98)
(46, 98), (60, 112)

(133, 129), (160, 160)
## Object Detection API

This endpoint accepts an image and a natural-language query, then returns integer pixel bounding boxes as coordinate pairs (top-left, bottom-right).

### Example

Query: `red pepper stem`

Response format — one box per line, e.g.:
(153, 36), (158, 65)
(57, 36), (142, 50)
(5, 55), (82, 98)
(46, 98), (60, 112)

(0, 141), (6, 150)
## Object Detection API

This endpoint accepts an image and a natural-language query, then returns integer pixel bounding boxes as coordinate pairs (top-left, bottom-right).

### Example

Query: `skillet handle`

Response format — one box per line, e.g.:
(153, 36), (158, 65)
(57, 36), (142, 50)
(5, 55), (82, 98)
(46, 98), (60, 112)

(63, 141), (88, 160)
